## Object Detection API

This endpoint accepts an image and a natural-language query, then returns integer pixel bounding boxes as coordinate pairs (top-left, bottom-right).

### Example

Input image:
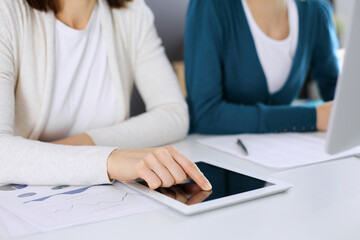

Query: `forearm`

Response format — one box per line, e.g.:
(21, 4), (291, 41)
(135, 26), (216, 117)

(87, 103), (189, 149)
(191, 101), (317, 134)
(51, 133), (95, 146)
(0, 134), (114, 185)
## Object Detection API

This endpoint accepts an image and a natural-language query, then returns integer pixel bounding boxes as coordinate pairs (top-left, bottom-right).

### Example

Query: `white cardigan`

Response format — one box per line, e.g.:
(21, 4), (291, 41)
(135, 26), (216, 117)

(0, 0), (189, 185)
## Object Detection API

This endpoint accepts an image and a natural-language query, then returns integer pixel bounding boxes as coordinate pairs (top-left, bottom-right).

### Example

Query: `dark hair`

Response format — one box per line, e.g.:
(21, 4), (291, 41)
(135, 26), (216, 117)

(26, 0), (132, 13)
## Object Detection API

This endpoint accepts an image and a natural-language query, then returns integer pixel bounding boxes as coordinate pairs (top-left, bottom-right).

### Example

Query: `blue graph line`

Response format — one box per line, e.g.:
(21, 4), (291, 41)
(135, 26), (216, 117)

(24, 184), (110, 204)
(18, 192), (37, 198)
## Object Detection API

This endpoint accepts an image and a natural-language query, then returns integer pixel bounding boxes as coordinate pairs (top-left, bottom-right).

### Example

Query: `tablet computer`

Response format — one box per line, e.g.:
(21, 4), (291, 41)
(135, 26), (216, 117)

(124, 159), (292, 215)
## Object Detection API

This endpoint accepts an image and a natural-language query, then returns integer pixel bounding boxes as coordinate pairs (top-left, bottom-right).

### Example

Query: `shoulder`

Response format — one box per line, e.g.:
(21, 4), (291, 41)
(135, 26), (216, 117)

(125, 0), (148, 11)
(300, 0), (334, 20)
(186, 0), (244, 40)
(187, 0), (235, 15)
(110, 0), (154, 21)
(188, 0), (234, 8)
(0, 0), (21, 11)
(303, 0), (333, 10)
(107, 0), (158, 42)
(0, 1), (22, 37)
(0, 0), (36, 33)
(187, 0), (237, 28)
(0, 0), (31, 19)
(0, 0), (18, 21)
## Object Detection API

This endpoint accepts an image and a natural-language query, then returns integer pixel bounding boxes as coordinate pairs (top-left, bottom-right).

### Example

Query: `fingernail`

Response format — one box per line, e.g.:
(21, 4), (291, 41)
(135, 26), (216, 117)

(204, 181), (212, 191)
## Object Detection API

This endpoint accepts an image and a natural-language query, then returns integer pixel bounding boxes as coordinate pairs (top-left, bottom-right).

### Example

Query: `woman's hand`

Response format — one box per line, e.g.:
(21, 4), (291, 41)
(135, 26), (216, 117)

(316, 102), (333, 131)
(107, 146), (212, 191)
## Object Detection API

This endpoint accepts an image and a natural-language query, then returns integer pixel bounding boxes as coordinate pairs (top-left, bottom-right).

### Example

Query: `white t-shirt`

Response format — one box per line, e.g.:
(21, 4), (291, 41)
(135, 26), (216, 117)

(40, 5), (118, 142)
(242, 0), (299, 94)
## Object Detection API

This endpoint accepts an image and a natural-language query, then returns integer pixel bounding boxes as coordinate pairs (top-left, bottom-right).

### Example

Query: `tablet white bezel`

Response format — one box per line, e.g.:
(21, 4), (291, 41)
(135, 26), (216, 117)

(123, 159), (293, 215)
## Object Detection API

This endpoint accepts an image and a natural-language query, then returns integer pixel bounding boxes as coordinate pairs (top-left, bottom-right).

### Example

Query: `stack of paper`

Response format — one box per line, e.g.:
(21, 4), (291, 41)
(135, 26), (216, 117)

(0, 182), (165, 238)
(199, 133), (360, 170)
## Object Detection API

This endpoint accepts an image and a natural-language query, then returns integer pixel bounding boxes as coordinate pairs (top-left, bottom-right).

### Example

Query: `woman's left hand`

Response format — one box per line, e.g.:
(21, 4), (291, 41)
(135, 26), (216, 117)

(316, 101), (333, 131)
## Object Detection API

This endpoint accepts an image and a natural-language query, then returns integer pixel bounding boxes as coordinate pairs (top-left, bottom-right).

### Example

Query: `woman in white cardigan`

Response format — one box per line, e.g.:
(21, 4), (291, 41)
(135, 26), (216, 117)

(0, 0), (211, 191)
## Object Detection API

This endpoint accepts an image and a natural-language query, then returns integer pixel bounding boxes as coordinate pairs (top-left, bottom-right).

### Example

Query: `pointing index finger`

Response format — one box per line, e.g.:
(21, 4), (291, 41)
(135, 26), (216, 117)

(165, 146), (212, 191)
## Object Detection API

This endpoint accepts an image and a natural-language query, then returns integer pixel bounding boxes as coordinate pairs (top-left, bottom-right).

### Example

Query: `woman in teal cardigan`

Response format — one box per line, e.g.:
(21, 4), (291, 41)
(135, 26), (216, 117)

(185, 0), (339, 134)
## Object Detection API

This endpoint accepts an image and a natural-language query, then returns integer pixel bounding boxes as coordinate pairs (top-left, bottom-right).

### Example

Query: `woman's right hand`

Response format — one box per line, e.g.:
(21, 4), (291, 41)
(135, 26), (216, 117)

(316, 102), (333, 131)
(107, 146), (212, 191)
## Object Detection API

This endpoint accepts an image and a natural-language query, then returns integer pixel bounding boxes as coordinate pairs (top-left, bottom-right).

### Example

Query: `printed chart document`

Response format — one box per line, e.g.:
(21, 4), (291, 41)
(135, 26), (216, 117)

(0, 182), (165, 237)
(199, 133), (360, 170)
(0, 207), (39, 238)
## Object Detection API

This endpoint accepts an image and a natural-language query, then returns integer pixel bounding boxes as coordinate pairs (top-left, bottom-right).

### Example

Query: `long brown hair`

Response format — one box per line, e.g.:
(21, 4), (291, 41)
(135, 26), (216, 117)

(26, 0), (132, 13)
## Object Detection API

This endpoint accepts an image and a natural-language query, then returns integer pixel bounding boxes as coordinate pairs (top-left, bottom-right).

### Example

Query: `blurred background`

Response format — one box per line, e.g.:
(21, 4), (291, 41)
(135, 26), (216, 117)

(335, 0), (354, 45)
(131, 0), (353, 116)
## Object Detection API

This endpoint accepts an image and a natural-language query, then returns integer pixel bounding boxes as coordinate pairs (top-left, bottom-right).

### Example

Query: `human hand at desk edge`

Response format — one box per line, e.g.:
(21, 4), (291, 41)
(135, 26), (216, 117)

(107, 146), (213, 191)
(316, 101), (333, 132)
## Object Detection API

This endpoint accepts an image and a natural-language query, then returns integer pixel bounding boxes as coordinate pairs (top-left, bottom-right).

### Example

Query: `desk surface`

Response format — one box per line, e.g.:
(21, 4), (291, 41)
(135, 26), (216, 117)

(2, 134), (360, 240)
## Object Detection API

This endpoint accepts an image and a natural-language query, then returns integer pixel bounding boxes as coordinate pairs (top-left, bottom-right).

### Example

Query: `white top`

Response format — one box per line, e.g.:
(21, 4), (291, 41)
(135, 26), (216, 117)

(0, 0), (188, 186)
(40, 5), (117, 142)
(242, 0), (299, 94)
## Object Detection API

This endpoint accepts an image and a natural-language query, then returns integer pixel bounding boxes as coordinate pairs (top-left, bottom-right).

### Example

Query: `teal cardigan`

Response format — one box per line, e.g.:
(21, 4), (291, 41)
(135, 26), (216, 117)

(185, 0), (339, 134)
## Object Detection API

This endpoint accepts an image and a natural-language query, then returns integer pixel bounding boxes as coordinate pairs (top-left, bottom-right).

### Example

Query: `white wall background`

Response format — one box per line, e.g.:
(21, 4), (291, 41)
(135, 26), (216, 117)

(335, 0), (355, 41)
(335, 0), (354, 23)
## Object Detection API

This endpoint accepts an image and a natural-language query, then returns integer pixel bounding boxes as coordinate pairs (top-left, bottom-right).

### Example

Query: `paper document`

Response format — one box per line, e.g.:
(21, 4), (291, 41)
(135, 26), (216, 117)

(0, 207), (39, 238)
(0, 182), (165, 237)
(198, 133), (360, 170)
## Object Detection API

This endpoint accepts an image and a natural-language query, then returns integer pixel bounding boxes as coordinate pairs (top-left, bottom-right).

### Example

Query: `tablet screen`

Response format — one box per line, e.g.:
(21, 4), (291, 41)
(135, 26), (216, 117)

(137, 162), (274, 205)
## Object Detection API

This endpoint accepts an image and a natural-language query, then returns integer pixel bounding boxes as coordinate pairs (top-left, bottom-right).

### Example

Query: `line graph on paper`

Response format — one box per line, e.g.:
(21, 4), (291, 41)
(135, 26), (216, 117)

(50, 192), (136, 214)
(52, 197), (127, 214)
(18, 182), (164, 228)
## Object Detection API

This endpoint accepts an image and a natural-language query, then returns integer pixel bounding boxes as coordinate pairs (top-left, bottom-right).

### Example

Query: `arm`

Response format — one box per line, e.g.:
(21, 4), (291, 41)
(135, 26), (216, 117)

(86, 0), (189, 149)
(0, 5), (210, 190)
(51, 133), (95, 145)
(311, 2), (339, 101)
(185, 0), (316, 134)
(0, 9), (115, 185)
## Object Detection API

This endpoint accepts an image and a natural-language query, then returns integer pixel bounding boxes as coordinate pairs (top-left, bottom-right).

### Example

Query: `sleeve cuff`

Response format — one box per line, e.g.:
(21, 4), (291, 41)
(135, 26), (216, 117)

(259, 105), (317, 133)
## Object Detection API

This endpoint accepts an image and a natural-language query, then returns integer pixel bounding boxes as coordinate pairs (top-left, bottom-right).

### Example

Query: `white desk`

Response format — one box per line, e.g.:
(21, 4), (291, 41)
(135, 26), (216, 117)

(2, 134), (360, 240)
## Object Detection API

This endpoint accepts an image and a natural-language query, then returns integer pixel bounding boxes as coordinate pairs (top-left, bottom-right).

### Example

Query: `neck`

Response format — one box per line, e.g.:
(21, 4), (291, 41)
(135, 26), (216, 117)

(55, 0), (97, 30)
(246, 0), (289, 40)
